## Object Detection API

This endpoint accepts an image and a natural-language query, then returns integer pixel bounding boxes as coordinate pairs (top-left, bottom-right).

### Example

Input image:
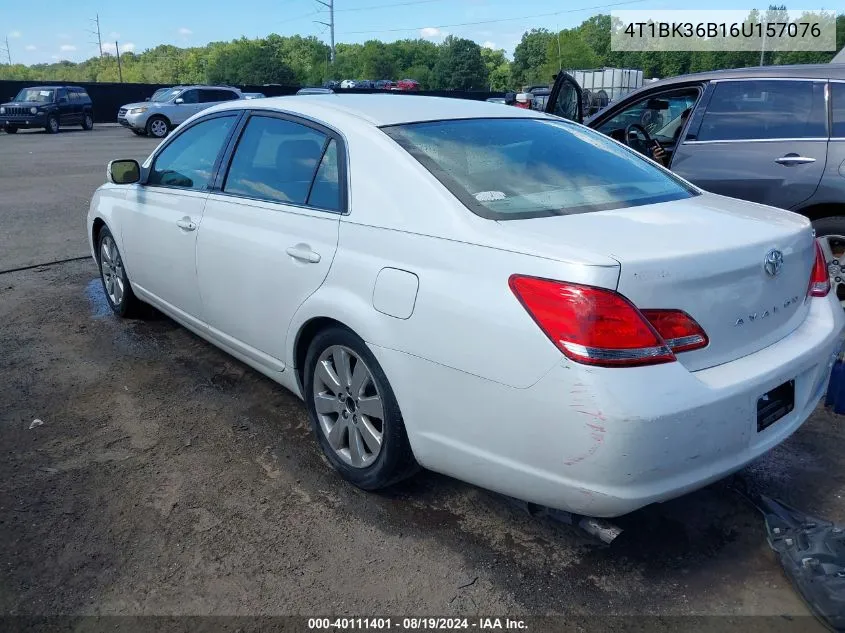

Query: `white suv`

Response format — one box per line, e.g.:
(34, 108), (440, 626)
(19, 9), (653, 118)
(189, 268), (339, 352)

(117, 85), (242, 138)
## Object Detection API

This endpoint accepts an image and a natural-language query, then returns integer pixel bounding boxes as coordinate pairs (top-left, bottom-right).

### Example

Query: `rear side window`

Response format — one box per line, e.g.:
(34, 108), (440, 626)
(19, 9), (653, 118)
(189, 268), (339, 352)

(383, 117), (696, 220)
(68, 91), (79, 101)
(697, 80), (826, 141)
(201, 89), (239, 103)
(833, 83), (845, 138)
(307, 140), (341, 211)
(148, 115), (236, 190)
(77, 89), (90, 101)
(223, 115), (328, 206)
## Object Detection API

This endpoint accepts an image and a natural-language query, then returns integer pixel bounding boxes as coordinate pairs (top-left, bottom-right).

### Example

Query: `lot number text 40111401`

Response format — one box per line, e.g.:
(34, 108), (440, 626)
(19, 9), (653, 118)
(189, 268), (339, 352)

(307, 617), (528, 630)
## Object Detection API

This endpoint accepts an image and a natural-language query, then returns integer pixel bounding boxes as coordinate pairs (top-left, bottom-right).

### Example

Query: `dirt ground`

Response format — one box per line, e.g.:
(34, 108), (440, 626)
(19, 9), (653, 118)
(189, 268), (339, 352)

(1, 127), (844, 629)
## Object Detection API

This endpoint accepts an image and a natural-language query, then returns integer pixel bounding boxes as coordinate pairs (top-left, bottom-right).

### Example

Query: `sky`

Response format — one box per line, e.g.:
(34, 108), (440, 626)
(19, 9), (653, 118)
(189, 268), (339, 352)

(2, 0), (835, 65)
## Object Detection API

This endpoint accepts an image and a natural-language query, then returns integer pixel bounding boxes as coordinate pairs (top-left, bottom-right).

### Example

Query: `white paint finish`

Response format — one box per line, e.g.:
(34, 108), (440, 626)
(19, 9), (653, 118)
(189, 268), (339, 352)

(372, 268), (419, 319)
(119, 185), (207, 321)
(197, 193), (340, 373)
(371, 294), (844, 517)
(88, 95), (845, 517)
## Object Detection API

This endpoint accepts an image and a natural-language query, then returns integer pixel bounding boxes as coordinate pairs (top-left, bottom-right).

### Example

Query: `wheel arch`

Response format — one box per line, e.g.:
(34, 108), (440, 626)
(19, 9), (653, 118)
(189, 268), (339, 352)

(91, 217), (107, 259)
(147, 113), (172, 127)
(293, 316), (357, 395)
(796, 203), (845, 225)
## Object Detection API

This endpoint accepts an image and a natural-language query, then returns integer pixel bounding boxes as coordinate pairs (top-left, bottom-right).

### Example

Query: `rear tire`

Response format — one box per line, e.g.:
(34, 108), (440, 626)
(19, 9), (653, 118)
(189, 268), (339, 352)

(45, 115), (59, 134)
(146, 116), (169, 139)
(304, 326), (418, 490)
(4, 126), (17, 134)
(97, 226), (141, 318)
(81, 112), (94, 130)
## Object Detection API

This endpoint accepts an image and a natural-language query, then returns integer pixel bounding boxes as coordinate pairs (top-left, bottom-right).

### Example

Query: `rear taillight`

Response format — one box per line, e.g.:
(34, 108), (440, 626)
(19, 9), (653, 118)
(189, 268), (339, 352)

(809, 239), (831, 298)
(508, 275), (676, 367)
(640, 309), (709, 353)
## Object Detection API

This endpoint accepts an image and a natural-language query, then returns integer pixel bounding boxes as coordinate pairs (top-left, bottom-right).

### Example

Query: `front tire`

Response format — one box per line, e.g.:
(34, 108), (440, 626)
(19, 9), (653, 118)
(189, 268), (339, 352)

(97, 227), (141, 318)
(45, 115), (59, 134)
(304, 327), (418, 490)
(146, 116), (169, 139)
(4, 126), (17, 134)
(82, 112), (94, 130)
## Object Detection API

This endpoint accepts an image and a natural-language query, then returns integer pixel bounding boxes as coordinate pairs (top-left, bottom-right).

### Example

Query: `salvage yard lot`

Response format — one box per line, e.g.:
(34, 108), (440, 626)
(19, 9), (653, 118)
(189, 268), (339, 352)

(1, 126), (843, 626)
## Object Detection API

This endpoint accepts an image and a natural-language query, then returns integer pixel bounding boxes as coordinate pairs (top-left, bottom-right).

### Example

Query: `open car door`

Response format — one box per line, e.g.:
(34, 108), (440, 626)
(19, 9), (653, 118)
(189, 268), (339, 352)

(545, 71), (583, 123)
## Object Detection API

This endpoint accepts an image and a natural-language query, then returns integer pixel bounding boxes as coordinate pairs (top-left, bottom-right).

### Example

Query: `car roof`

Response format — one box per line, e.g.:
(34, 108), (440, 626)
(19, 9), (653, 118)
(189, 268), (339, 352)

(641, 63), (845, 89)
(212, 93), (548, 127)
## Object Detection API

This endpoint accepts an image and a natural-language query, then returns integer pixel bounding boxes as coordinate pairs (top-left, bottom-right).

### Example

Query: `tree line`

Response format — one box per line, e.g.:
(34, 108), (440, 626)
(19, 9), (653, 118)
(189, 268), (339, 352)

(1, 12), (842, 91)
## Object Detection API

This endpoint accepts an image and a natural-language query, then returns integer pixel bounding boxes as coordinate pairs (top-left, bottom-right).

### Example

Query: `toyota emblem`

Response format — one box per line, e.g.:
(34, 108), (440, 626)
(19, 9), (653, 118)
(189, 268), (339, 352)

(764, 249), (784, 277)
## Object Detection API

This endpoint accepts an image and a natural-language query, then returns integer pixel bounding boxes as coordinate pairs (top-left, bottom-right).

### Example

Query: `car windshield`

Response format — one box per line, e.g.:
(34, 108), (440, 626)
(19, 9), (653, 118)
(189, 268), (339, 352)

(154, 88), (183, 102)
(14, 88), (54, 103)
(150, 89), (171, 101)
(383, 117), (697, 220)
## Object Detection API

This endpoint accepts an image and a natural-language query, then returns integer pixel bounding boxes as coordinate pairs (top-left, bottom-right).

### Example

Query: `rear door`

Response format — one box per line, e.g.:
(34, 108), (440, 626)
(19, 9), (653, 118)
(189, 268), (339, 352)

(196, 112), (343, 371)
(671, 78), (828, 210)
(56, 88), (74, 123)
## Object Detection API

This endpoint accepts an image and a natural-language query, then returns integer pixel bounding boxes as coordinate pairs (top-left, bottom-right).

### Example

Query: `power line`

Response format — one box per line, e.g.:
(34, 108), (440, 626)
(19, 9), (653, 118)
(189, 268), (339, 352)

(337, 0), (645, 35)
(335, 0), (450, 12)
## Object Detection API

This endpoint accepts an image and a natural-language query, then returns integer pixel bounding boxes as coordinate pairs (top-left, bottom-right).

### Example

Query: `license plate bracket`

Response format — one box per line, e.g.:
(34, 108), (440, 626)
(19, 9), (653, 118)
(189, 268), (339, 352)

(757, 380), (795, 432)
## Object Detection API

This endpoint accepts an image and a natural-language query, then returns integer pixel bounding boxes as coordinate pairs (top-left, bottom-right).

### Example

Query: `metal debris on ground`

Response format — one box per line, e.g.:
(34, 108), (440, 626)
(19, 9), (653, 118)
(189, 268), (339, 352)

(28, 419), (43, 430)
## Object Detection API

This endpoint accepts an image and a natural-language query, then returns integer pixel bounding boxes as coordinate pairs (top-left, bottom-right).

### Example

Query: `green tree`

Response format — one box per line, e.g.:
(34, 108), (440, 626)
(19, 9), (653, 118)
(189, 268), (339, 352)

(481, 47), (511, 90)
(512, 29), (553, 87)
(433, 36), (488, 90)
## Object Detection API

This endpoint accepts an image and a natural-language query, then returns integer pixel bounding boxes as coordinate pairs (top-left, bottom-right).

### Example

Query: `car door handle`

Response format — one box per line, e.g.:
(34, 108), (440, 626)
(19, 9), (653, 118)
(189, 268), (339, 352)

(775, 154), (816, 166)
(176, 217), (197, 231)
(286, 245), (321, 263)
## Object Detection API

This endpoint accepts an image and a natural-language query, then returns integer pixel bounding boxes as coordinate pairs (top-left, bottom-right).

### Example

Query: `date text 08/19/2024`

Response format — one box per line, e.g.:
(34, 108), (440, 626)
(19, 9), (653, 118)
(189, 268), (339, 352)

(307, 618), (528, 630)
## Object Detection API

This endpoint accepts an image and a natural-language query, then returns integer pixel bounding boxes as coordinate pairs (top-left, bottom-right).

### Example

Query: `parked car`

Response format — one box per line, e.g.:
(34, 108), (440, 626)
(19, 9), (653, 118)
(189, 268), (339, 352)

(375, 80), (396, 90)
(394, 79), (420, 91)
(323, 80), (341, 90)
(296, 88), (334, 95)
(340, 80), (357, 89)
(243, 92), (266, 100)
(117, 85), (242, 139)
(485, 97), (506, 105)
(544, 64), (845, 304)
(1, 85), (94, 134)
(89, 94), (840, 517)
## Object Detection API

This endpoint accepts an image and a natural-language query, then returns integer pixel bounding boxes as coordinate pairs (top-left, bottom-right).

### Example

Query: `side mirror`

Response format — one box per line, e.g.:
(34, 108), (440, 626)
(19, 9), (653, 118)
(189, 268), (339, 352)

(107, 159), (141, 185)
(174, 97), (184, 104)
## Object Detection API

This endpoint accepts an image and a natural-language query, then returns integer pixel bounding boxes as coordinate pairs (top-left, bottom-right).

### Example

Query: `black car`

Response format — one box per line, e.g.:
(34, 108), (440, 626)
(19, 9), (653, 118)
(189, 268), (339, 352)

(1, 85), (94, 134)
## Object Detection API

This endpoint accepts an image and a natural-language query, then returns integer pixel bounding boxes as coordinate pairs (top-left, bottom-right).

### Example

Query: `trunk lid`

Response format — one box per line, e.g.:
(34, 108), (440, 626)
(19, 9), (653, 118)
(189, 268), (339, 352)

(496, 193), (816, 371)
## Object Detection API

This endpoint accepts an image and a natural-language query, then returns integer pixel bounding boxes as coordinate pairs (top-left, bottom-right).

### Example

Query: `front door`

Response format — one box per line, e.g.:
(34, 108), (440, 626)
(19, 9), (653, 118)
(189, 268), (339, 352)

(171, 88), (204, 125)
(196, 112), (344, 371)
(120, 113), (240, 325)
(671, 78), (828, 210)
(546, 71), (582, 122)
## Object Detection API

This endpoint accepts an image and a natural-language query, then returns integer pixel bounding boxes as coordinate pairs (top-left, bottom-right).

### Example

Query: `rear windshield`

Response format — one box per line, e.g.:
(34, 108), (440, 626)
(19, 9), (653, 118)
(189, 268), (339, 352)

(382, 117), (697, 220)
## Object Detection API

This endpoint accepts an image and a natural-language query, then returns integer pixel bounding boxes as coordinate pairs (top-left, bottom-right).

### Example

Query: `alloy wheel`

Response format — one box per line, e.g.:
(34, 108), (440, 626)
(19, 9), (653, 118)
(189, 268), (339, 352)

(312, 345), (384, 468)
(49, 117), (59, 133)
(150, 119), (167, 138)
(100, 235), (125, 307)
(818, 235), (845, 308)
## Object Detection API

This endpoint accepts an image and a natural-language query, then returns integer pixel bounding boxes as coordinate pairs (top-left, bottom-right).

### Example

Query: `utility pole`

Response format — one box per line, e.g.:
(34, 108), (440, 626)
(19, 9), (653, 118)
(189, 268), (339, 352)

(88, 14), (104, 58)
(315, 0), (335, 64)
(2, 37), (11, 65)
(115, 41), (123, 82)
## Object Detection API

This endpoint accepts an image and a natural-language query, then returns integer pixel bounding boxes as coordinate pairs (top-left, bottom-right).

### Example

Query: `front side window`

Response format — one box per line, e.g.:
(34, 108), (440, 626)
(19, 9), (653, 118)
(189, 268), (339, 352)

(56, 89), (68, 102)
(384, 117), (696, 220)
(596, 90), (699, 142)
(697, 80), (826, 141)
(14, 88), (54, 103)
(832, 82), (845, 138)
(223, 116), (328, 205)
(178, 89), (199, 104)
(148, 115), (236, 190)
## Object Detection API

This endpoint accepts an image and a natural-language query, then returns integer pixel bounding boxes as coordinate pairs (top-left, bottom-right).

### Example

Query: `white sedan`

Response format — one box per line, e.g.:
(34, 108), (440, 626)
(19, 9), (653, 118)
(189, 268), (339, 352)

(88, 94), (843, 517)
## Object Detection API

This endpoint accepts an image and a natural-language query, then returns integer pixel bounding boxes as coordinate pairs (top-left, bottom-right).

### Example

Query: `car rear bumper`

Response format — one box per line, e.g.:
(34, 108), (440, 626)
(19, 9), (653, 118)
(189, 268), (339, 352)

(372, 294), (845, 517)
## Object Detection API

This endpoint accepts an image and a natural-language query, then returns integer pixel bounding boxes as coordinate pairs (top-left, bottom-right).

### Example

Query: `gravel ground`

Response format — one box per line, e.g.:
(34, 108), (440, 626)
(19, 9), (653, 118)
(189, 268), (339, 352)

(1, 127), (843, 629)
